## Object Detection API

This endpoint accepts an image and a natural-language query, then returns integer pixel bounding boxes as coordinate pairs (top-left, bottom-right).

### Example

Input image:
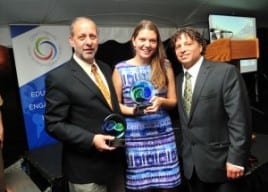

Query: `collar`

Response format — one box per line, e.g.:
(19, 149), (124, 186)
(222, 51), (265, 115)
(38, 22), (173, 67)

(73, 54), (97, 67)
(183, 56), (204, 77)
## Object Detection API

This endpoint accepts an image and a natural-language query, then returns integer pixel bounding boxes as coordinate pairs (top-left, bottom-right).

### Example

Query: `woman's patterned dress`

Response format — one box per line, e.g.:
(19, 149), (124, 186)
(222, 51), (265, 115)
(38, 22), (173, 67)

(115, 61), (181, 190)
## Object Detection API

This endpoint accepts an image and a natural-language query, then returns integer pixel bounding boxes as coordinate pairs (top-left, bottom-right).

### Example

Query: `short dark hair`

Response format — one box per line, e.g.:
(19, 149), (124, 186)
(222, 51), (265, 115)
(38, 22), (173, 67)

(170, 27), (207, 55)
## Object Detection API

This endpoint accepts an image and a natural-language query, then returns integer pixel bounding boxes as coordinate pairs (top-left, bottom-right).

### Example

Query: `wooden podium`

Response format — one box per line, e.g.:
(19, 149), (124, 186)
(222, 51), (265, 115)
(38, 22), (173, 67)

(205, 38), (260, 103)
(205, 38), (259, 62)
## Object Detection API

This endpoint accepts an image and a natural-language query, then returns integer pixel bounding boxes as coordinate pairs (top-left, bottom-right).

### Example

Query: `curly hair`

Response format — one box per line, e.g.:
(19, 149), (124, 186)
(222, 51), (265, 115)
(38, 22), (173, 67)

(170, 27), (207, 55)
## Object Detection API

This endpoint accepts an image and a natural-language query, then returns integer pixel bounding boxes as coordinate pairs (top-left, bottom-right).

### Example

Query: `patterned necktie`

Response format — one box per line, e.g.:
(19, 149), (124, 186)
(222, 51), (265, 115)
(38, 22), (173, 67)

(91, 64), (112, 109)
(183, 72), (192, 117)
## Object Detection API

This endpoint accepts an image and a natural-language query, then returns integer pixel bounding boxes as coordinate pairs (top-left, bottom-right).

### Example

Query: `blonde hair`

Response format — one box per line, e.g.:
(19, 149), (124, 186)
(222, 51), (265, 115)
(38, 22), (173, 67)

(131, 20), (167, 89)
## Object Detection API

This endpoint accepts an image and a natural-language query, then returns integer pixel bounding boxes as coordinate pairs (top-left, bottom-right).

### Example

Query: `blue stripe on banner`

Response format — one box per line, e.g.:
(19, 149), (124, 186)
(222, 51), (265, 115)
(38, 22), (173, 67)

(20, 74), (58, 149)
(10, 25), (38, 38)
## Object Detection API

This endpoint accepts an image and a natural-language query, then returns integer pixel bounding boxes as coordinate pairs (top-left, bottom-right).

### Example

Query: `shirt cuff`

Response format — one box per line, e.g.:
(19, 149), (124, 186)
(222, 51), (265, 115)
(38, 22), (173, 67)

(228, 162), (245, 170)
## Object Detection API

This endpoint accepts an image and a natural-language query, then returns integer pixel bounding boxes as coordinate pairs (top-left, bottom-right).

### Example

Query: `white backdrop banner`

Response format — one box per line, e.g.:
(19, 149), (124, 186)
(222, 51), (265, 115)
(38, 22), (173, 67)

(10, 25), (72, 149)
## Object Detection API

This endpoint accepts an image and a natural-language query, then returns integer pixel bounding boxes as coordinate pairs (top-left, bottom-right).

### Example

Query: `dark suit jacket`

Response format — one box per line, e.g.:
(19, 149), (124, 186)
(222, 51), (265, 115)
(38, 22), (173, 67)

(176, 59), (251, 183)
(45, 58), (125, 185)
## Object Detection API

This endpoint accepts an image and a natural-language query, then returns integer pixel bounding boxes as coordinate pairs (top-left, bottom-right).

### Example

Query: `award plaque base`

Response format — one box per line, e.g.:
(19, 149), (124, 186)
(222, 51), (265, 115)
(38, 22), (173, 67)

(134, 103), (152, 115)
(137, 102), (152, 110)
(107, 139), (125, 147)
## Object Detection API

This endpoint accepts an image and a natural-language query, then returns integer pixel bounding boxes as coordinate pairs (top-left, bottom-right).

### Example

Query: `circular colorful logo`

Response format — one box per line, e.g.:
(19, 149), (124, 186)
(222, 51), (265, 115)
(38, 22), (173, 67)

(130, 80), (154, 104)
(33, 36), (58, 61)
(28, 30), (61, 66)
(102, 114), (126, 139)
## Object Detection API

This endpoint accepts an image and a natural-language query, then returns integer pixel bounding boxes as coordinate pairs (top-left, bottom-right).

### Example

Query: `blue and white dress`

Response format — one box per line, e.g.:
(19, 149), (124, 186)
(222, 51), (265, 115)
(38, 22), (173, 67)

(115, 61), (181, 190)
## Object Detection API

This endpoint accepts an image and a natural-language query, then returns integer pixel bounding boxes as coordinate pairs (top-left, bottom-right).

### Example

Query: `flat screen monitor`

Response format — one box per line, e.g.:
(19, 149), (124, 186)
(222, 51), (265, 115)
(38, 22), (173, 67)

(208, 14), (257, 73)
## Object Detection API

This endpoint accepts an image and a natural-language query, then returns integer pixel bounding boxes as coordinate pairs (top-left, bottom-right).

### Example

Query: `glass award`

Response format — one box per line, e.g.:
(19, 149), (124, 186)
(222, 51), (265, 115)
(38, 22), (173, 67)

(130, 80), (154, 113)
(102, 113), (126, 147)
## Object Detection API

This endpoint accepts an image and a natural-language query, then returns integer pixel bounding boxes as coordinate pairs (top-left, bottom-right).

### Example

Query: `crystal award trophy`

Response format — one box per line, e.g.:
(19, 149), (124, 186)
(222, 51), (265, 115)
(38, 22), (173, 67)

(130, 80), (154, 114)
(102, 113), (126, 147)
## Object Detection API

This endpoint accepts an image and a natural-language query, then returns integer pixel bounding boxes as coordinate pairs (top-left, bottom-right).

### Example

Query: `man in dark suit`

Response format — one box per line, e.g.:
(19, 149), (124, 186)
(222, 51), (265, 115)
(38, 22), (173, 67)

(45, 17), (125, 192)
(170, 27), (252, 192)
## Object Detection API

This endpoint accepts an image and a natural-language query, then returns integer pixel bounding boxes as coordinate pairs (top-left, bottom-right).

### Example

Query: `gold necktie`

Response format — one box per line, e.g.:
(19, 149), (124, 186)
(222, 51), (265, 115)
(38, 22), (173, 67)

(183, 72), (192, 117)
(91, 64), (112, 109)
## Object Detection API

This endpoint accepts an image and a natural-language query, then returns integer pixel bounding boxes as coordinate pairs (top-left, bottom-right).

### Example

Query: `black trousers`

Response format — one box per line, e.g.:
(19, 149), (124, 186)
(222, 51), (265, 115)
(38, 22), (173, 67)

(188, 169), (241, 192)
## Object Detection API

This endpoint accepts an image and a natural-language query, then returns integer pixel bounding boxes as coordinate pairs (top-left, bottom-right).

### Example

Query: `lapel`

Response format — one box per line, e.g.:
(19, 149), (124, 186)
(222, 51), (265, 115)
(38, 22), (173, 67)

(69, 59), (113, 111)
(189, 60), (210, 119)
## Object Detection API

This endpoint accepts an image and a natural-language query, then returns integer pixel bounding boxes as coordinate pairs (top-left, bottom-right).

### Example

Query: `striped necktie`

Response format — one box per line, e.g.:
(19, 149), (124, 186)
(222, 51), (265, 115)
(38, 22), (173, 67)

(183, 72), (192, 117)
(91, 64), (112, 109)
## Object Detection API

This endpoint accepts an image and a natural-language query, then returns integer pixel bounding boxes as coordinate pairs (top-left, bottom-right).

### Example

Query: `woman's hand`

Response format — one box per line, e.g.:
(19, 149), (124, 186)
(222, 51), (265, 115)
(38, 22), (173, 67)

(144, 96), (162, 114)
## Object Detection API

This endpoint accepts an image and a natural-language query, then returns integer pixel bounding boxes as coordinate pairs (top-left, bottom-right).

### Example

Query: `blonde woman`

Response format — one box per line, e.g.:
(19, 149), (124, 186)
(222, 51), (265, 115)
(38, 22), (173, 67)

(112, 20), (181, 192)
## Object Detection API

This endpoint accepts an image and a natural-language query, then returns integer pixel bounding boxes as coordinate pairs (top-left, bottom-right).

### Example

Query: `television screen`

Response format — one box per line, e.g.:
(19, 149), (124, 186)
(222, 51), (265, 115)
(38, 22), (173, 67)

(208, 14), (257, 73)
